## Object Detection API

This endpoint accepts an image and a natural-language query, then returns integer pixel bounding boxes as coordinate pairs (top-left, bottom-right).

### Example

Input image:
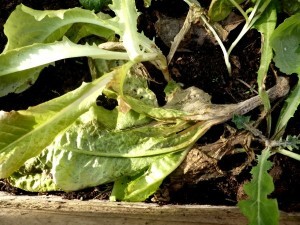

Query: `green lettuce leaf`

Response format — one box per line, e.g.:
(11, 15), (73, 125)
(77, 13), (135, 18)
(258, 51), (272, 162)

(7, 65), (214, 201)
(0, 1), (167, 96)
(8, 96), (202, 195)
(109, 0), (142, 61)
(0, 4), (115, 96)
(0, 37), (129, 77)
(238, 149), (279, 225)
(50, 106), (202, 192)
(8, 149), (58, 192)
(0, 68), (115, 178)
(50, 118), (169, 191)
(3, 4), (114, 52)
(111, 150), (188, 202)
(0, 38), (129, 97)
(7, 103), (150, 192)
(0, 67), (43, 97)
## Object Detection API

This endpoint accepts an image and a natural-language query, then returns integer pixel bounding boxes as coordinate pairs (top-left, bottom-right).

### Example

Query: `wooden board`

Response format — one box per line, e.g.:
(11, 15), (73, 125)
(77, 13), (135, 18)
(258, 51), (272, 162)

(0, 192), (299, 225)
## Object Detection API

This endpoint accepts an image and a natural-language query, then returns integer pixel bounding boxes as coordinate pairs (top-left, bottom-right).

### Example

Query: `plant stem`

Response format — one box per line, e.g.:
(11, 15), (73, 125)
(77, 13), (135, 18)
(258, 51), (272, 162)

(229, 0), (249, 22)
(274, 148), (300, 161)
(184, 0), (233, 75)
(249, 0), (271, 28)
(226, 0), (272, 65)
(197, 14), (232, 75)
(227, 19), (251, 57)
(184, 0), (232, 75)
(183, 0), (271, 76)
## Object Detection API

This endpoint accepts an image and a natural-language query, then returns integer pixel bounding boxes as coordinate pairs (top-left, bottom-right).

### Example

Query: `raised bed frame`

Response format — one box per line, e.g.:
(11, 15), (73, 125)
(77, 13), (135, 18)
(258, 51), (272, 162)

(0, 192), (299, 225)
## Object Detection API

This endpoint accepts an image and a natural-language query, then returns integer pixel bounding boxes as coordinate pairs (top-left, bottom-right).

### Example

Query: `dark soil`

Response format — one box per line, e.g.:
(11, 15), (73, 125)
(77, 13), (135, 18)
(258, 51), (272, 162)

(0, 0), (299, 213)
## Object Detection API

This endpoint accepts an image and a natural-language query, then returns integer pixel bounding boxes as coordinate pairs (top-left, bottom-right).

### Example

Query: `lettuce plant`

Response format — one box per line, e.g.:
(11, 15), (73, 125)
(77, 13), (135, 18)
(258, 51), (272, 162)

(0, 1), (297, 221)
(0, 0), (238, 201)
(0, 0), (172, 199)
(0, 0), (289, 203)
(0, 1), (168, 97)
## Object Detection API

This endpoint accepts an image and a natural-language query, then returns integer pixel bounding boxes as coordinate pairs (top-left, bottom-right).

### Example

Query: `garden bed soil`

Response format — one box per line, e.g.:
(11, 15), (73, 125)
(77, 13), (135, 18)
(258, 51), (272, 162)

(0, 0), (300, 215)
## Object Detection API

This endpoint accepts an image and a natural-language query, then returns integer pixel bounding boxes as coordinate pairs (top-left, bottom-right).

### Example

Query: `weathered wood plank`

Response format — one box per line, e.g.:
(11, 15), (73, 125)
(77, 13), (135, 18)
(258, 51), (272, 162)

(0, 192), (299, 225)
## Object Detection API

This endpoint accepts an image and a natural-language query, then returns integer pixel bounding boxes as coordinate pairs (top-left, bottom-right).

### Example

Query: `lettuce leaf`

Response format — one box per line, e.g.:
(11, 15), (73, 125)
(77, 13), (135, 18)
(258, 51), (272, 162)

(8, 101), (198, 201)
(0, 67), (116, 178)
(0, 1), (167, 97)
(6, 64), (214, 201)
(3, 4), (114, 52)
(0, 38), (129, 77)
(109, 0), (142, 61)
(9, 149), (58, 192)
(50, 112), (194, 191)
(111, 150), (188, 202)
(0, 5), (115, 96)
(0, 36), (127, 97)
